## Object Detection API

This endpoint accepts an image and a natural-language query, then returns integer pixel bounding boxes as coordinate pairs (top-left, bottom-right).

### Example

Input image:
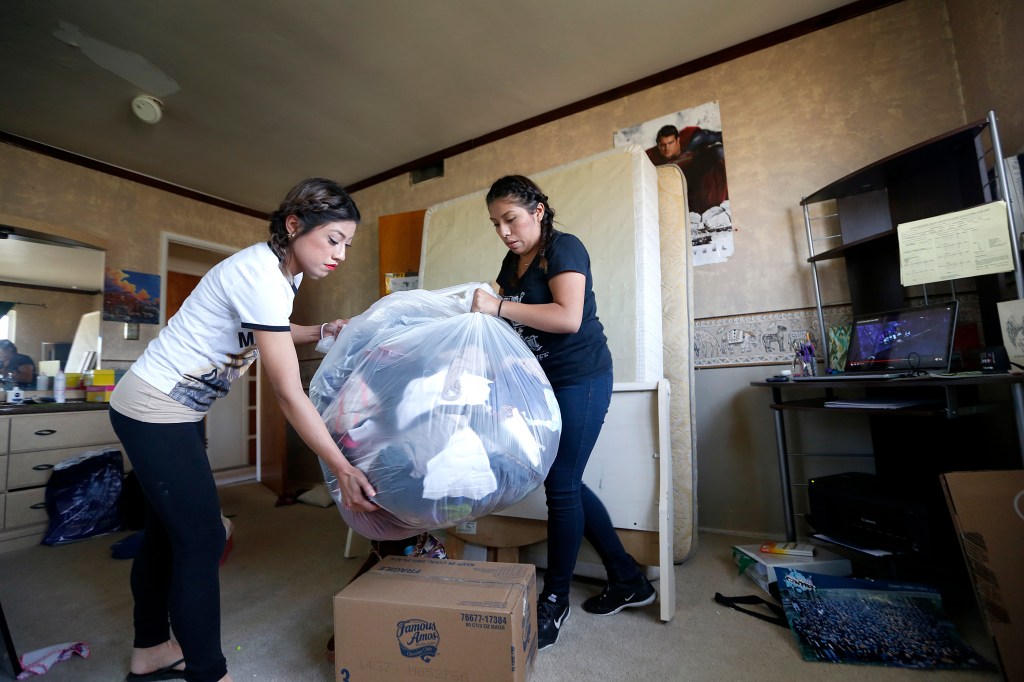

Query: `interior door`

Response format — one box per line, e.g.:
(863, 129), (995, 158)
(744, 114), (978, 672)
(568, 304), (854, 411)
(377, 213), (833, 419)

(378, 209), (426, 297)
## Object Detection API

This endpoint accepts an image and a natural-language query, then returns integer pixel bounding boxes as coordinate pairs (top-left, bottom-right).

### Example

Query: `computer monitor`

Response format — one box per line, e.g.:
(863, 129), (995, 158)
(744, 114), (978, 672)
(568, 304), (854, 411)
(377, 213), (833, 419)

(844, 301), (959, 374)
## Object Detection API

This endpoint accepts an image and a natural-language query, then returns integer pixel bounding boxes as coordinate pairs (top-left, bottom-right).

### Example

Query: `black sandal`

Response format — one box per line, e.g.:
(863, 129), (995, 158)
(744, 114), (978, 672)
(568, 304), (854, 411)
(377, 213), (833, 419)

(125, 658), (186, 681)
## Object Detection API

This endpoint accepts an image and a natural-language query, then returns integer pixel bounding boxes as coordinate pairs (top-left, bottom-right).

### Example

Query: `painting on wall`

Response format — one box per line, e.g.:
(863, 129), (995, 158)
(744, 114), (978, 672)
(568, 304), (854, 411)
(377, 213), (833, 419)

(614, 100), (731, 266)
(103, 268), (161, 324)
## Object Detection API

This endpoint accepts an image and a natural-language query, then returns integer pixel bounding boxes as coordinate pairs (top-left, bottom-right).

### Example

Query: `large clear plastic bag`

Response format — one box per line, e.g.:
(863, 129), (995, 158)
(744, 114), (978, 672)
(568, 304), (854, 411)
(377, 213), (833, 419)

(309, 283), (560, 540)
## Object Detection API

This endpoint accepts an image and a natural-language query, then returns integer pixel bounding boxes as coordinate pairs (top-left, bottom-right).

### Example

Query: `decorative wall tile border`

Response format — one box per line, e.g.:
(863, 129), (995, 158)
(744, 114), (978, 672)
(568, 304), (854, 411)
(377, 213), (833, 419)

(693, 295), (980, 368)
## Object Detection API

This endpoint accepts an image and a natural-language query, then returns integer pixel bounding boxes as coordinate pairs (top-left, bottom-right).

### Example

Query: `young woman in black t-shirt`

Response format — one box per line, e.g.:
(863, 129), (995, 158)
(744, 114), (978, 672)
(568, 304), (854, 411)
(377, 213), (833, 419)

(471, 175), (656, 651)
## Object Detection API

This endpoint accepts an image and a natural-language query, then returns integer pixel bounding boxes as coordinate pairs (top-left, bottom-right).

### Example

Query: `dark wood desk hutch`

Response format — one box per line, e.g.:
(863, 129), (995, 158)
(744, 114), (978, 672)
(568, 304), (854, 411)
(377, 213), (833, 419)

(761, 112), (1023, 565)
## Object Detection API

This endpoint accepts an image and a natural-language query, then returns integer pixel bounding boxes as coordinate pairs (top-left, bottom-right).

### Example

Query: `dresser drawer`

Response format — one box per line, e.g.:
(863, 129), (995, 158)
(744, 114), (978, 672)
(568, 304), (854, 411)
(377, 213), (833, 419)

(10, 410), (117, 453)
(5, 487), (48, 529)
(0, 418), (9, 454)
(0, 493), (5, 529)
(8, 444), (123, 489)
(0, 454), (7, 490)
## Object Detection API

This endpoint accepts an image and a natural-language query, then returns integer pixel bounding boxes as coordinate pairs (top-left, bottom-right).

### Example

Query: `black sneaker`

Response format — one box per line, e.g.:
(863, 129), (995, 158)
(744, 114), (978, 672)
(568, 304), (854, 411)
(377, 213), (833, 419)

(536, 594), (570, 650)
(582, 573), (656, 615)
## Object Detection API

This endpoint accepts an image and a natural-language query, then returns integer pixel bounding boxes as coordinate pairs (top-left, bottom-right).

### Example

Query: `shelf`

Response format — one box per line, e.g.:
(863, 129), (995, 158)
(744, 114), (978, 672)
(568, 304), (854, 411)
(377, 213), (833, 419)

(800, 120), (988, 205)
(776, 112), (1024, 548)
(768, 397), (946, 417)
(807, 229), (897, 262)
(753, 373), (1024, 389)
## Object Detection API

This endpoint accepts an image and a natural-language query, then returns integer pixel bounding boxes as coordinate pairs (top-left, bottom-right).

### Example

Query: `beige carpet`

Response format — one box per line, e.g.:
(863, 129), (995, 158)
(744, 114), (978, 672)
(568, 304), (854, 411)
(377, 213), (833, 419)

(0, 482), (1001, 681)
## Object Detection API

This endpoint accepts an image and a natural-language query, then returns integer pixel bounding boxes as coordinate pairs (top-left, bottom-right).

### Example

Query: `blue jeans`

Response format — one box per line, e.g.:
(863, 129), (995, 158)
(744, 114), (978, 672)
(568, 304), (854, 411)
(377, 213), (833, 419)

(542, 370), (640, 600)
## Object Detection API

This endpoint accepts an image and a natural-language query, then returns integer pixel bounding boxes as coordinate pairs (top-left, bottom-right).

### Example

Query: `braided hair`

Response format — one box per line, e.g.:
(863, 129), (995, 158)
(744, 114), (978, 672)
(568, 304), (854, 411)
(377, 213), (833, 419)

(485, 175), (556, 277)
(267, 178), (361, 259)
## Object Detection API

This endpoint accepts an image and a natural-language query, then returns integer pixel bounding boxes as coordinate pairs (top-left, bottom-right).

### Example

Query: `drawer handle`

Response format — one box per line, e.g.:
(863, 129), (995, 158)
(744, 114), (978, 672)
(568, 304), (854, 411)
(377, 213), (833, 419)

(30, 502), (48, 510)
(34, 429), (58, 436)
(32, 464), (55, 471)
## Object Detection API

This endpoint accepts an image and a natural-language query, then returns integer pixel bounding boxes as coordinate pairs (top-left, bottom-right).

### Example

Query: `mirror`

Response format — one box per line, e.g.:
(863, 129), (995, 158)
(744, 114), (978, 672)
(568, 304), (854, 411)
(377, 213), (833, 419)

(0, 223), (105, 377)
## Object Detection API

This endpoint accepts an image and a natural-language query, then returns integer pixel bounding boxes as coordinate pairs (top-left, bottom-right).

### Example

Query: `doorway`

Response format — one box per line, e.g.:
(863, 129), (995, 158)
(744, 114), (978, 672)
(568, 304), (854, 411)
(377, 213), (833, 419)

(163, 236), (255, 482)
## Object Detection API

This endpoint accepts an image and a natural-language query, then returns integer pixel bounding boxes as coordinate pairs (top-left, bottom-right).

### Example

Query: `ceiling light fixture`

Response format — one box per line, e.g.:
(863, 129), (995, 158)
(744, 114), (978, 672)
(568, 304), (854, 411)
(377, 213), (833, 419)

(131, 94), (163, 124)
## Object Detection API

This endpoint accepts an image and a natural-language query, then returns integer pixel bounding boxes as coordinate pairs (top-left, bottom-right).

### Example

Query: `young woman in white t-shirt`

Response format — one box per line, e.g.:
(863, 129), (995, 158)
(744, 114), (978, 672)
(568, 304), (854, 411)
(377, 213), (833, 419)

(110, 178), (378, 682)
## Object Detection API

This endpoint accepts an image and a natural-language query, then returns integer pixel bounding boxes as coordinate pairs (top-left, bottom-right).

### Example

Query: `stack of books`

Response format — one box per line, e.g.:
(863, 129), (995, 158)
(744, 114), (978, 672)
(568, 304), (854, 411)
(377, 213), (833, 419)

(733, 543), (851, 594)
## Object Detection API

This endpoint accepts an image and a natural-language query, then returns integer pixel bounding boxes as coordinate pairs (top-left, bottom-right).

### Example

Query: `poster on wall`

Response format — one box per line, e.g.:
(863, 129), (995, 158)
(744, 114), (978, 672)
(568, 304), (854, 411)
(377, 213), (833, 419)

(613, 100), (732, 266)
(103, 268), (161, 324)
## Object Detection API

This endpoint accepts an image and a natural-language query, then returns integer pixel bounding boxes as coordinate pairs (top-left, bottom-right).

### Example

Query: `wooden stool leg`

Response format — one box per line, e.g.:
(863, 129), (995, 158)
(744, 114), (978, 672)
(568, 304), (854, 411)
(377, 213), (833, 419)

(444, 534), (467, 560)
(493, 546), (520, 563)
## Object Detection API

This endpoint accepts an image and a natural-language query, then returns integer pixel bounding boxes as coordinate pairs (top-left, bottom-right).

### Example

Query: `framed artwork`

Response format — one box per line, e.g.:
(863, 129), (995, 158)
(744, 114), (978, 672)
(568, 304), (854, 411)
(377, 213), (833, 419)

(103, 268), (161, 324)
(997, 299), (1024, 372)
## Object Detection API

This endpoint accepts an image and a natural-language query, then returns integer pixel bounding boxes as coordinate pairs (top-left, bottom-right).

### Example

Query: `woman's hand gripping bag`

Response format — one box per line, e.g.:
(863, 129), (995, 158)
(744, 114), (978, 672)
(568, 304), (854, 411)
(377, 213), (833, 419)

(309, 283), (561, 540)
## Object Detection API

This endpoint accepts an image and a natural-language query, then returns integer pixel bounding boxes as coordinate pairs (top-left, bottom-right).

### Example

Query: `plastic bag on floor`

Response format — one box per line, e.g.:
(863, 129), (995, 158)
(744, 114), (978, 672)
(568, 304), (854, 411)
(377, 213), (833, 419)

(42, 449), (124, 545)
(309, 283), (560, 540)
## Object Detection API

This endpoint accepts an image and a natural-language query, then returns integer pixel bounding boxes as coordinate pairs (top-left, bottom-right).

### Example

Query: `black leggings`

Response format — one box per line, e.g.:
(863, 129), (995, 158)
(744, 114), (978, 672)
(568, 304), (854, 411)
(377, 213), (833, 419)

(110, 408), (228, 682)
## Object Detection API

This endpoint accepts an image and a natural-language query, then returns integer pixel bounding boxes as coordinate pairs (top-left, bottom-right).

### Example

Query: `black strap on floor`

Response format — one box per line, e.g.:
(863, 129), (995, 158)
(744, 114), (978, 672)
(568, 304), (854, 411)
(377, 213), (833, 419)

(714, 593), (789, 628)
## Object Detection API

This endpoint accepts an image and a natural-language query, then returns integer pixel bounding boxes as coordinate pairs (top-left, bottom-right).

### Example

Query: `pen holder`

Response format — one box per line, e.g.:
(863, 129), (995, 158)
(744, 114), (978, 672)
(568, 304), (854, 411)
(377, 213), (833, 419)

(794, 341), (816, 377)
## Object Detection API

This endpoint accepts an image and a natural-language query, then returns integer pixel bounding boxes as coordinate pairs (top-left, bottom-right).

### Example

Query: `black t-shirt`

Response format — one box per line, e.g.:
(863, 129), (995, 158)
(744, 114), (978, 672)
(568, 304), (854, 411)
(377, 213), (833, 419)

(496, 230), (612, 388)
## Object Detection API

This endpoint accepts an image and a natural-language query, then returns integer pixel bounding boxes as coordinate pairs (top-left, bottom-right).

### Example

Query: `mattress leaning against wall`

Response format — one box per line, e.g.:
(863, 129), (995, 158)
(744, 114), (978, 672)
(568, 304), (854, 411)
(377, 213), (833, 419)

(655, 164), (698, 562)
(420, 144), (663, 383)
(420, 145), (695, 562)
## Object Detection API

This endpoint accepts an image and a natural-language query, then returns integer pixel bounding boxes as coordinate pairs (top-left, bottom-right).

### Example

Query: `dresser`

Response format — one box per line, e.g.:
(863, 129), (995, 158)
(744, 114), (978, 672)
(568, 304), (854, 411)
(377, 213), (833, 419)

(0, 403), (125, 552)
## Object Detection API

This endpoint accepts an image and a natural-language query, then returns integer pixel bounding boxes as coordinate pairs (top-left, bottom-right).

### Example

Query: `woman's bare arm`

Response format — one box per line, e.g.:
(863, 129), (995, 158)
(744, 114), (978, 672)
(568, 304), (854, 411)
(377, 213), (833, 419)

(254, 329), (376, 511)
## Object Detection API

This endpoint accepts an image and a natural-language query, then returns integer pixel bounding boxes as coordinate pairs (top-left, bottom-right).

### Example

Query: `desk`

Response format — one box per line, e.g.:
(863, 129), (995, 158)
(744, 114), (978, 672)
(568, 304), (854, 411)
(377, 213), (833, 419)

(753, 373), (1024, 541)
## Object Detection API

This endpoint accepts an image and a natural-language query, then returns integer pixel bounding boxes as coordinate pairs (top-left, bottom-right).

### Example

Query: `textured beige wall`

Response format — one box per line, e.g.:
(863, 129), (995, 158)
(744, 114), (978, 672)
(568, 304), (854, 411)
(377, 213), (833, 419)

(947, 0), (1024, 155)
(342, 0), (967, 327)
(1, 0), (1002, 359)
(0, 144), (265, 364)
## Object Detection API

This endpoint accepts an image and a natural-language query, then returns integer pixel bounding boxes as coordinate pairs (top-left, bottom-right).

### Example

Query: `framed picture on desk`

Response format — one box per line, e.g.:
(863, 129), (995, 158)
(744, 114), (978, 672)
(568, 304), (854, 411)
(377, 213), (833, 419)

(997, 299), (1024, 372)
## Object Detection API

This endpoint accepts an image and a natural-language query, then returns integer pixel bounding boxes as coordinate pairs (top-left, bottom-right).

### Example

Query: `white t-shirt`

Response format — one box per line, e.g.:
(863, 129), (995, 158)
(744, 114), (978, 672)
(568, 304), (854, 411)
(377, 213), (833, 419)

(123, 242), (300, 413)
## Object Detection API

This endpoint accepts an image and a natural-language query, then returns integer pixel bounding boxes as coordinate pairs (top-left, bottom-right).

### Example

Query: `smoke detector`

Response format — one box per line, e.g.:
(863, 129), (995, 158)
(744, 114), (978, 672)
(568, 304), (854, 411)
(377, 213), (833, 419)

(131, 95), (163, 124)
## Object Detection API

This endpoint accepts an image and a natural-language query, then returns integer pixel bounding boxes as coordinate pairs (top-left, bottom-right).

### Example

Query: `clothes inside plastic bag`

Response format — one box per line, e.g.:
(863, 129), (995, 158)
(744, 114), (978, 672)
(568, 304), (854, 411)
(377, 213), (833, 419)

(42, 449), (124, 545)
(309, 283), (561, 540)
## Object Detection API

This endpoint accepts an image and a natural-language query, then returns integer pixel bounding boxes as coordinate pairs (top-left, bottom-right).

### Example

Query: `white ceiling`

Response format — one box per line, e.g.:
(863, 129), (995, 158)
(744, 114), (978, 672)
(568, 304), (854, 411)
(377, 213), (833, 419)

(1, 0), (855, 214)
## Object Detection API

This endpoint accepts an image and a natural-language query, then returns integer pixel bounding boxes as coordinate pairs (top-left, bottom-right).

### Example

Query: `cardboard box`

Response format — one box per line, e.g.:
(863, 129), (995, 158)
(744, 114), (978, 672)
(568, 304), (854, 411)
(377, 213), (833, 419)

(942, 471), (1024, 682)
(334, 556), (537, 682)
(733, 544), (852, 594)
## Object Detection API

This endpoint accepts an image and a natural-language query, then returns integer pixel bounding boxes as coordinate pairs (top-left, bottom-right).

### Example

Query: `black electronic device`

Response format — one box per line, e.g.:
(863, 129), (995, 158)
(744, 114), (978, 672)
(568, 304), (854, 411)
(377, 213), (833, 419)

(979, 346), (1010, 372)
(793, 301), (958, 381)
(807, 472), (931, 555)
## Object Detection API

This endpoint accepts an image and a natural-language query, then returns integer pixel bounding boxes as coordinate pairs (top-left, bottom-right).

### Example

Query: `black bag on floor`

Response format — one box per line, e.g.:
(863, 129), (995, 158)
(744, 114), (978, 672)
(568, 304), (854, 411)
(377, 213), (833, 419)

(42, 449), (124, 546)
